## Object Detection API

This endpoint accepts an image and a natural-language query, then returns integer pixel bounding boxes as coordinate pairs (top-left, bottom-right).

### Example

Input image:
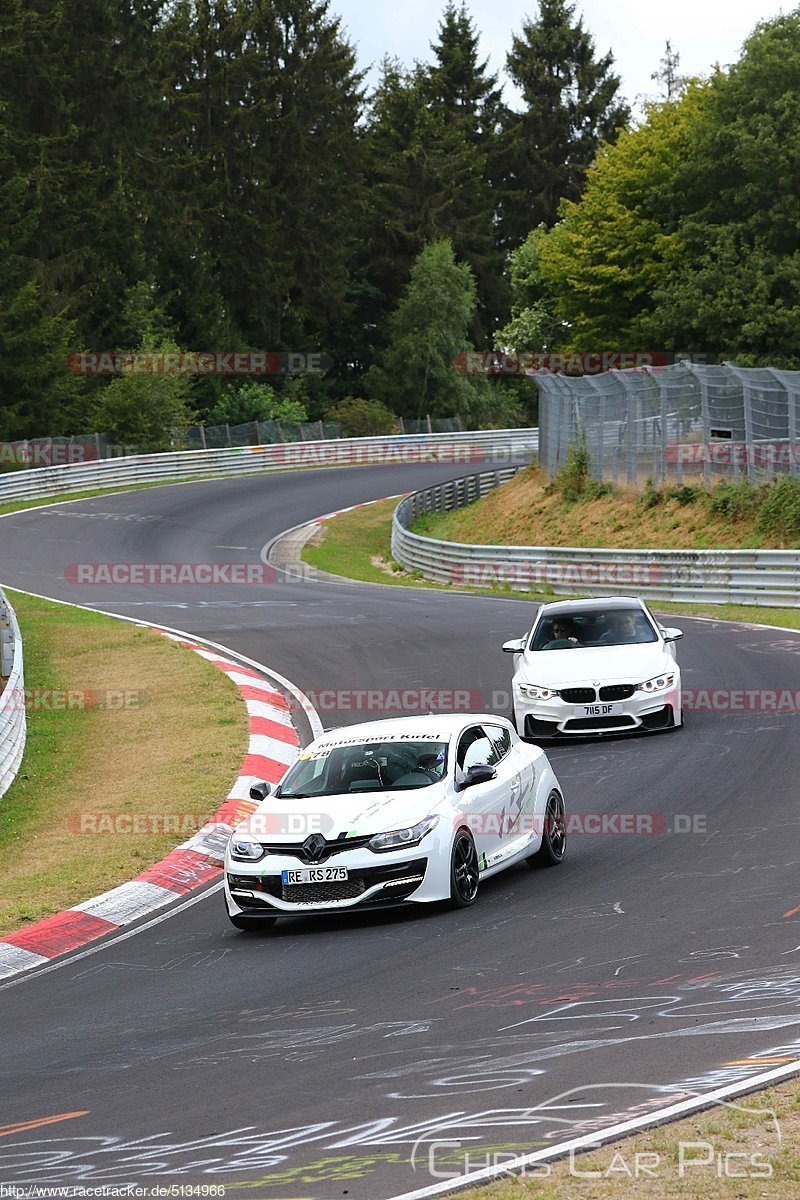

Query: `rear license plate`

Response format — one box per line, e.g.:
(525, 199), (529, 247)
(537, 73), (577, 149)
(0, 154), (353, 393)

(281, 867), (349, 884)
(578, 702), (623, 717)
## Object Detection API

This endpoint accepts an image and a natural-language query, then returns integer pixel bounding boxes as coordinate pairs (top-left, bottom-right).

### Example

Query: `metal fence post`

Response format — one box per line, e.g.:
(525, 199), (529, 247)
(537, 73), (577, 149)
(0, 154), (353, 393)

(626, 389), (636, 486)
(790, 386), (799, 477)
(658, 374), (667, 484)
(699, 379), (711, 487)
(598, 393), (606, 479)
(742, 381), (755, 483)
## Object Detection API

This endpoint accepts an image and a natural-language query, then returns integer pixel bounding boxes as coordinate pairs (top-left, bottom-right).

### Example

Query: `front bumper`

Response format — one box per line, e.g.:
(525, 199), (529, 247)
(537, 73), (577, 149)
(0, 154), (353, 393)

(515, 683), (681, 738)
(224, 849), (434, 917)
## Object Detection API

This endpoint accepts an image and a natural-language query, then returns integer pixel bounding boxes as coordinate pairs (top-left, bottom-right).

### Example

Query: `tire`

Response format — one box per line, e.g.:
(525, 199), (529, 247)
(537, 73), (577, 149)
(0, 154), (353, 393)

(527, 790), (567, 868)
(228, 913), (278, 931)
(449, 829), (480, 908)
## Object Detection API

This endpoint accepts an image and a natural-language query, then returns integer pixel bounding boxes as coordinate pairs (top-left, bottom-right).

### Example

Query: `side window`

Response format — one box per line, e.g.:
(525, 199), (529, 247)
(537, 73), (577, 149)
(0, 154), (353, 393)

(482, 723), (511, 764)
(457, 725), (494, 772)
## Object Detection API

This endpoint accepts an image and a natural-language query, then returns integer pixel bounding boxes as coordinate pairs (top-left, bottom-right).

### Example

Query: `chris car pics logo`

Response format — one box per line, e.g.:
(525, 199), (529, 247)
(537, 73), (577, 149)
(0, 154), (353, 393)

(410, 1086), (782, 1183)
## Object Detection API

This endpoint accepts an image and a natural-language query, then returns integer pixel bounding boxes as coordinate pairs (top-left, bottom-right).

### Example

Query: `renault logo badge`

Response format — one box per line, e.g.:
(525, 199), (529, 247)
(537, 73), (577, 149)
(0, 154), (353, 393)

(304, 833), (327, 862)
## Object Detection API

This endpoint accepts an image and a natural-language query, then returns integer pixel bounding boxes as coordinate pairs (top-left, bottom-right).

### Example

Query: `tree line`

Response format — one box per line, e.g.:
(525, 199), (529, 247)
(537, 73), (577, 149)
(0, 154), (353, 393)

(3, 2), (795, 449)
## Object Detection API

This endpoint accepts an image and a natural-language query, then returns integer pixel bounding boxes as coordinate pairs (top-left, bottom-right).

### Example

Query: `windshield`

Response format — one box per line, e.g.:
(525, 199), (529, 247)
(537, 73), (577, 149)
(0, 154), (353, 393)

(529, 608), (658, 650)
(277, 738), (449, 798)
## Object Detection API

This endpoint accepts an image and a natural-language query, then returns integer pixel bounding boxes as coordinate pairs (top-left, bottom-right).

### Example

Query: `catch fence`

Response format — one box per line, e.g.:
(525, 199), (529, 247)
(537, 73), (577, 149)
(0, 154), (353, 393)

(534, 363), (800, 486)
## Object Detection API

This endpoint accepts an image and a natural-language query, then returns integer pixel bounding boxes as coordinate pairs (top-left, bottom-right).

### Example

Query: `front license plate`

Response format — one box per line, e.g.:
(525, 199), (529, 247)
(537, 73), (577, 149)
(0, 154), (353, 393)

(578, 702), (623, 717)
(281, 867), (349, 884)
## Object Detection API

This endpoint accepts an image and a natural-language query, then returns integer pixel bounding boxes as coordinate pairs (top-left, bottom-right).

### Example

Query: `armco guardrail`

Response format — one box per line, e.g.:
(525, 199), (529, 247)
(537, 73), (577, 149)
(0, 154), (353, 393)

(0, 429), (538, 506)
(392, 469), (800, 606)
(0, 590), (25, 799)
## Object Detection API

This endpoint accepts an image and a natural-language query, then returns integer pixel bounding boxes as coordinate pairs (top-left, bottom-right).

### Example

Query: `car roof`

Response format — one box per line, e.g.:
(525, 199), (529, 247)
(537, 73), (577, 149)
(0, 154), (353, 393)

(536, 596), (646, 618)
(310, 714), (510, 747)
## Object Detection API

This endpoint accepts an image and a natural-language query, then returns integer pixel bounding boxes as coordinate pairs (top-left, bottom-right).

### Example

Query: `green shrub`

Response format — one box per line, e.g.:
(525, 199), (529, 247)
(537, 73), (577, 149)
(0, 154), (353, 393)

(708, 480), (759, 521)
(584, 478), (616, 500)
(205, 382), (308, 426)
(755, 475), (800, 542)
(666, 484), (701, 506)
(552, 444), (590, 501)
(639, 477), (662, 509)
(548, 444), (616, 502)
(324, 396), (398, 438)
(461, 389), (527, 430)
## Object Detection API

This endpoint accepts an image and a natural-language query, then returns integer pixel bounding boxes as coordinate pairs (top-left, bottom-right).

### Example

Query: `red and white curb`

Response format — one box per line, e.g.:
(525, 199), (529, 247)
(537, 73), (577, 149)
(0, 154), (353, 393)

(0, 633), (301, 980)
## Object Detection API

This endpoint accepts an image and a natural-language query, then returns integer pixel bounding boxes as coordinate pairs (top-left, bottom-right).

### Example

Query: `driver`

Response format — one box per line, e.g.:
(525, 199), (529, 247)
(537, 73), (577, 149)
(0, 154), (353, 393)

(600, 611), (638, 644)
(542, 618), (580, 648)
(417, 750), (446, 781)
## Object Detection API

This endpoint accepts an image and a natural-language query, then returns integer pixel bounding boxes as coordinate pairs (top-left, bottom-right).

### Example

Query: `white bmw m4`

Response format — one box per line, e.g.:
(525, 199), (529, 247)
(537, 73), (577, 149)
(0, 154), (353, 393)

(504, 596), (683, 739)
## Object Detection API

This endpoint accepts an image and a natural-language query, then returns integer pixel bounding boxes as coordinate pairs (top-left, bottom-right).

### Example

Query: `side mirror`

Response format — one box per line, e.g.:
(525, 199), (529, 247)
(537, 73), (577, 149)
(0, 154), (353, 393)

(502, 638), (526, 654)
(249, 781), (271, 802)
(461, 763), (497, 789)
(661, 628), (683, 642)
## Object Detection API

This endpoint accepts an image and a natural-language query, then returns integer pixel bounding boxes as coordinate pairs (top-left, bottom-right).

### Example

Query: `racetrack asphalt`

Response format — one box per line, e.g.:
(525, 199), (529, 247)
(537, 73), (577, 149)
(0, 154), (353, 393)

(0, 458), (798, 1198)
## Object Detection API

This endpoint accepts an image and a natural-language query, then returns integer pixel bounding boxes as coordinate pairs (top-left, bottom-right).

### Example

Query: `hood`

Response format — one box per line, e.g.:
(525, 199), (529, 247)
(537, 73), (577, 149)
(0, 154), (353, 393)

(518, 645), (674, 688)
(234, 783), (447, 843)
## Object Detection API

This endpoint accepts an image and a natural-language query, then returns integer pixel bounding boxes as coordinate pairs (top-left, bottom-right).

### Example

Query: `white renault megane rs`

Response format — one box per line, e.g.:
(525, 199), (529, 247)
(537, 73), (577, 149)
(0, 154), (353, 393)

(224, 714), (566, 929)
(504, 596), (683, 739)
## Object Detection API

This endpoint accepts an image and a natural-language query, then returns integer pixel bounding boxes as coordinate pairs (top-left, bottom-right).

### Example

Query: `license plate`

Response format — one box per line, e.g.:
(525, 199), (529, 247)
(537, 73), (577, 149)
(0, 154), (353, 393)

(281, 867), (349, 884)
(578, 702), (623, 717)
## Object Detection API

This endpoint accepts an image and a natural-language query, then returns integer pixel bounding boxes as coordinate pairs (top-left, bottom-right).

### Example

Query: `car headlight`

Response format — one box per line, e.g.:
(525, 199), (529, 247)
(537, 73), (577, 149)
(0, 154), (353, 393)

(229, 835), (266, 862)
(638, 673), (675, 693)
(368, 815), (439, 853)
(517, 682), (556, 701)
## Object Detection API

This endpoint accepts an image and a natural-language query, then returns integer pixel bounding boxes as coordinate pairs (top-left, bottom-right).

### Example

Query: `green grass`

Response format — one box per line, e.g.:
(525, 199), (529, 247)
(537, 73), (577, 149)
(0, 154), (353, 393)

(302, 499), (457, 590)
(0, 599), (90, 854)
(0, 591), (248, 933)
